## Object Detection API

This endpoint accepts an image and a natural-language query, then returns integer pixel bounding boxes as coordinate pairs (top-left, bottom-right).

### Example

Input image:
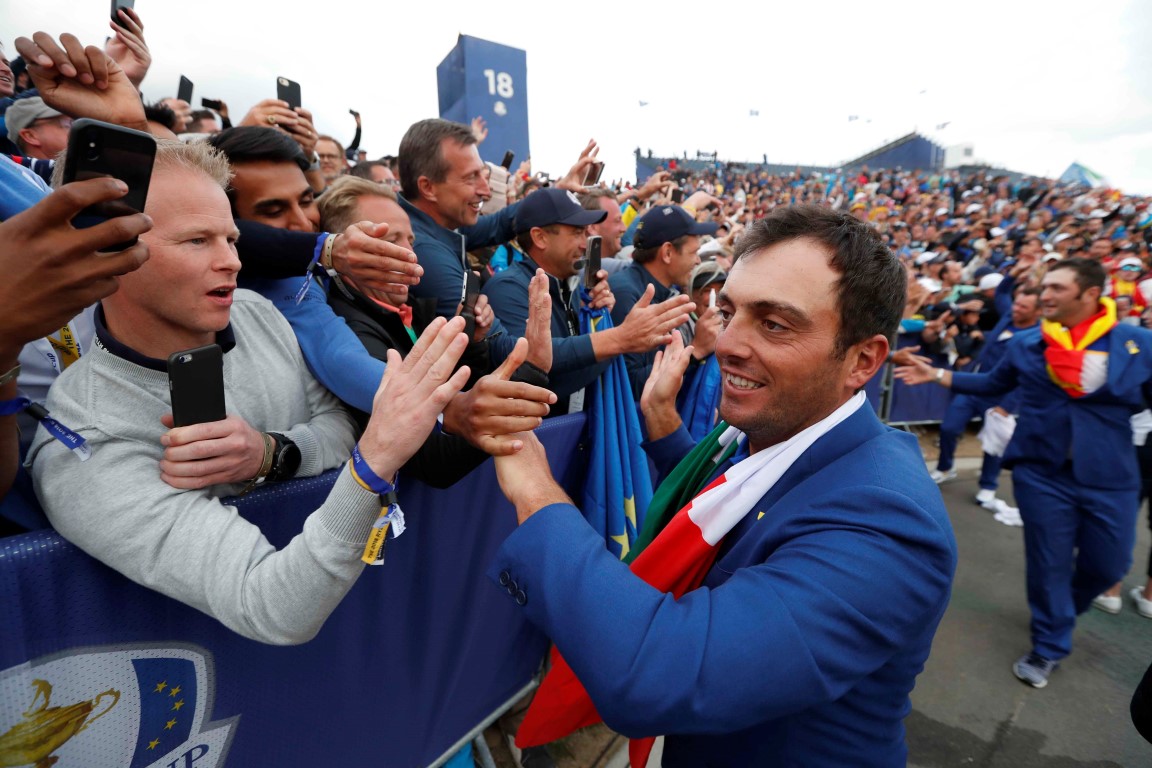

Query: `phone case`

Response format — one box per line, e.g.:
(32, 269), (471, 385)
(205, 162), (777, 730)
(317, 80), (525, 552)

(167, 345), (227, 427)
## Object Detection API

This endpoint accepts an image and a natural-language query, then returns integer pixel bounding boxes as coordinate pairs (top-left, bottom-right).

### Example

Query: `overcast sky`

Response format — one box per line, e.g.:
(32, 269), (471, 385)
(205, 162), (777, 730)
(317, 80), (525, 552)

(7, 0), (1152, 193)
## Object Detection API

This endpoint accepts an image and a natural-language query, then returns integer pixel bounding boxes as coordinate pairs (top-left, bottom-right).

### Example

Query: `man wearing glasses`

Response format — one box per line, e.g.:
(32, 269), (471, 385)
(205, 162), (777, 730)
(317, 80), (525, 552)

(6, 96), (71, 161)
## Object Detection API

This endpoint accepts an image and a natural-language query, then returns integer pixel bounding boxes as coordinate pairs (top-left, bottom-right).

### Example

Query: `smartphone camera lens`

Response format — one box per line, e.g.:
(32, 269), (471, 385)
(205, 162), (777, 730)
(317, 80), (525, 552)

(86, 137), (100, 162)
(178, 354), (193, 364)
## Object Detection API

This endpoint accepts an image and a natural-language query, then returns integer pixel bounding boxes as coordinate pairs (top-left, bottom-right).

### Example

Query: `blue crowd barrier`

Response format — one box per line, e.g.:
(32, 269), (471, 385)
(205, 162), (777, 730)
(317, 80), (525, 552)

(0, 414), (589, 768)
(884, 335), (954, 425)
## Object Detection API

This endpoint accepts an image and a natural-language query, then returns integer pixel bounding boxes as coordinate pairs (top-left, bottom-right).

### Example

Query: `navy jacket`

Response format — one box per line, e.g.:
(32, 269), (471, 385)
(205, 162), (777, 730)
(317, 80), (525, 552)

(952, 322), (1152, 489)
(482, 255), (609, 413)
(490, 404), (956, 766)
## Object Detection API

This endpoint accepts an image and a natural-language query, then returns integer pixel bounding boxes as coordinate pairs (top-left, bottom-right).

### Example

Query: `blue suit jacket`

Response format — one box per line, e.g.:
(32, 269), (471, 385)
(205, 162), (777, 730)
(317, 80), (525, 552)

(951, 322), (1152, 489)
(490, 405), (956, 766)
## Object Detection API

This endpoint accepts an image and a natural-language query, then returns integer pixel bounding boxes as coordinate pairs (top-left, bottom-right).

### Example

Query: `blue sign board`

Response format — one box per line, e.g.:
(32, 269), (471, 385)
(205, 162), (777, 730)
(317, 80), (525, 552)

(437, 35), (530, 167)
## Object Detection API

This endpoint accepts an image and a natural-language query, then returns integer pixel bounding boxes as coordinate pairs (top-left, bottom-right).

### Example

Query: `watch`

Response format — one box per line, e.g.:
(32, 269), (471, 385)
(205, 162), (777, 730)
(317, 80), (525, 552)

(934, 368), (945, 383)
(264, 432), (301, 482)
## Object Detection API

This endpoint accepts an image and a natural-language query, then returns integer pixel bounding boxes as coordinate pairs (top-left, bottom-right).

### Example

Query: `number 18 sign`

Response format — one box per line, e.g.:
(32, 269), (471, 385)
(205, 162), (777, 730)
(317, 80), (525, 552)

(437, 34), (530, 167)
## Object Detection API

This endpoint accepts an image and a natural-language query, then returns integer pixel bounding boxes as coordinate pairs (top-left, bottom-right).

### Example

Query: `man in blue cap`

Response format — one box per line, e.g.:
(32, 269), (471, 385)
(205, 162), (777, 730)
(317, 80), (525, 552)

(610, 204), (719, 396)
(484, 188), (694, 415)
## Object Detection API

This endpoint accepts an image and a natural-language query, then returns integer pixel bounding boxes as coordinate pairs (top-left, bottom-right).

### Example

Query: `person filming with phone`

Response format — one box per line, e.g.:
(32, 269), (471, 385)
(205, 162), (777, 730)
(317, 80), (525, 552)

(26, 137), (476, 645)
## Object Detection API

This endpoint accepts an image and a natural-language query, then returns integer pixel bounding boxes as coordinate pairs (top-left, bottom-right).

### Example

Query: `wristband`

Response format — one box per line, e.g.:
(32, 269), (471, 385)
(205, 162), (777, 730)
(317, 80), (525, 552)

(294, 235), (328, 305)
(349, 442), (396, 495)
(350, 444), (405, 565)
(934, 368), (945, 383)
(321, 233), (339, 272)
(0, 396), (30, 416)
(238, 433), (275, 496)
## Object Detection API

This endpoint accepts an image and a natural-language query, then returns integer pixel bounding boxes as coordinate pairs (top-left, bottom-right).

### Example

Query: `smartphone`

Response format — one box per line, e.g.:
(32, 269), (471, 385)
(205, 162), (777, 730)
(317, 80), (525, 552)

(277, 77), (302, 110)
(670, 188), (685, 204)
(110, 0), (134, 26)
(201, 98), (223, 111)
(61, 118), (156, 252)
(583, 235), (602, 290)
(177, 76), (193, 105)
(582, 161), (604, 187)
(459, 271), (481, 340)
(167, 345), (227, 427)
(501, 150), (515, 170)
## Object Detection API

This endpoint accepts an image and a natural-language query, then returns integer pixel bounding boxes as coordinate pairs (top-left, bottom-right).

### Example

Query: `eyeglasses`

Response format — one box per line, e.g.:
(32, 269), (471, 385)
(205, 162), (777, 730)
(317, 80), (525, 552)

(317, 153), (343, 162)
(379, 179), (401, 189)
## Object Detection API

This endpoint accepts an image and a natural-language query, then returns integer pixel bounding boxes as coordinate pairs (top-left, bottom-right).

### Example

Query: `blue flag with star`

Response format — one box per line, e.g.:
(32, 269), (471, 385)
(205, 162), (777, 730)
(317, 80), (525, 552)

(579, 299), (653, 559)
(677, 353), (723, 442)
(130, 657), (196, 767)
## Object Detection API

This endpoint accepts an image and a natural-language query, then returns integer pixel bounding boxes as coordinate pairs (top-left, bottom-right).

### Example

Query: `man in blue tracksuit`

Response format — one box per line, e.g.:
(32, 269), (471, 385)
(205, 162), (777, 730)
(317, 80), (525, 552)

(898, 257), (1152, 688)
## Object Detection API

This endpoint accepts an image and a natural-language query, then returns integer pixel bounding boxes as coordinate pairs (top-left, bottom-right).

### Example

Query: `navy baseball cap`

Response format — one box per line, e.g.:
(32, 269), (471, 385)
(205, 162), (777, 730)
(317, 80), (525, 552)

(634, 205), (718, 249)
(513, 188), (606, 234)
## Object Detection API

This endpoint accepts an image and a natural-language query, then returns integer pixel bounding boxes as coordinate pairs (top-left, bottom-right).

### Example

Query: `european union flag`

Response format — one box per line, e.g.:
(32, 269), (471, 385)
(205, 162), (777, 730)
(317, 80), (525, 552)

(579, 300), (653, 559)
(130, 657), (196, 768)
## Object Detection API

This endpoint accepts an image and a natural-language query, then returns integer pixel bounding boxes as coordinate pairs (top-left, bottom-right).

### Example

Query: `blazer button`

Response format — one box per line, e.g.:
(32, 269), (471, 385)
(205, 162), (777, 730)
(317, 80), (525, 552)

(498, 570), (511, 587)
(515, 589), (527, 606)
(506, 579), (518, 595)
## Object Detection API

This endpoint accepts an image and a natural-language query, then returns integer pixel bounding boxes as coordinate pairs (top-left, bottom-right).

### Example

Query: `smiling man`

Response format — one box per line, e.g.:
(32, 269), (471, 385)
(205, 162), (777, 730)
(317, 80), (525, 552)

(897, 256), (1152, 688)
(27, 139), (475, 644)
(487, 205), (957, 766)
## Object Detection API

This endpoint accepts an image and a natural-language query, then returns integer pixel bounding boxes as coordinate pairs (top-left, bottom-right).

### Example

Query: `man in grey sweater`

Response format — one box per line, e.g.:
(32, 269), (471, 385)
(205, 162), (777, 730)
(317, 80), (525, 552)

(26, 139), (477, 645)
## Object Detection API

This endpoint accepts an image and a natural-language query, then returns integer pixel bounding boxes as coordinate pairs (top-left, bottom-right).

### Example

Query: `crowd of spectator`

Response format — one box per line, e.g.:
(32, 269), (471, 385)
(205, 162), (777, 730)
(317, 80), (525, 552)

(4, 6), (1152, 764)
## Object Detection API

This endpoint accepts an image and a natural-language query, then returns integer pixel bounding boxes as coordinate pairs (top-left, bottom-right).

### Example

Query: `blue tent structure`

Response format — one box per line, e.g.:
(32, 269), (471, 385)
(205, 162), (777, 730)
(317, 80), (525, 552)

(1058, 161), (1107, 188)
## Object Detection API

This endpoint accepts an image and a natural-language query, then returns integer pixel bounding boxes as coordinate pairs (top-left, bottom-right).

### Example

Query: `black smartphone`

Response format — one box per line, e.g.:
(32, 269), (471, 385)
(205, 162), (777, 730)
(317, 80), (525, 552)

(61, 118), (156, 252)
(201, 97), (223, 111)
(459, 271), (481, 340)
(110, 0), (134, 26)
(583, 161), (604, 186)
(670, 188), (685, 204)
(583, 235), (602, 290)
(501, 150), (515, 170)
(167, 345), (227, 427)
(277, 77), (301, 110)
(177, 75), (193, 105)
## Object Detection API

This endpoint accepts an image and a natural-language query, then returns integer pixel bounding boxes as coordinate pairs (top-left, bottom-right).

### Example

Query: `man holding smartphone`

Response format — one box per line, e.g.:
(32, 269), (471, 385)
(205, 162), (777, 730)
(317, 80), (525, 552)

(483, 188), (694, 415)
(27, 138), (473, 645)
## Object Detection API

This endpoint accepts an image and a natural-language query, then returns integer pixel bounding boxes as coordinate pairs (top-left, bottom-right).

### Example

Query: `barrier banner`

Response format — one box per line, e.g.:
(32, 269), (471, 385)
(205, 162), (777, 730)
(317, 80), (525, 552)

(0, 415), (589, 767)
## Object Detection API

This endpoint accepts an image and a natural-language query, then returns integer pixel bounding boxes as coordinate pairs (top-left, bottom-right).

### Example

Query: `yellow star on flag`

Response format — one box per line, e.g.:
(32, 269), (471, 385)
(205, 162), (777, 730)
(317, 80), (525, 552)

(169, 685), (181, 697)
(148, 738), (160, 750)
(154, 681), (167, 693)
(610, 533), (631, 560)
(172, 699), (185, 711)
(165, 718), (178, 730)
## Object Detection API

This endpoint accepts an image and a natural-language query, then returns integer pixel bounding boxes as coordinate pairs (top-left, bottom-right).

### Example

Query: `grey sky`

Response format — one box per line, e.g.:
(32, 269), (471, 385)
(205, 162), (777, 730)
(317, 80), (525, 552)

(9, 0), (1152, 192)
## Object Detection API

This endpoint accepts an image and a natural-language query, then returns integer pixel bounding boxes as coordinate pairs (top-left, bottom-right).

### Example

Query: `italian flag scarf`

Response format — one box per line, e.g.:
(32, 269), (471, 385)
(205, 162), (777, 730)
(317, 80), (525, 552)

(515, 393), (866, 767)
(1040, 297), (1116, 398)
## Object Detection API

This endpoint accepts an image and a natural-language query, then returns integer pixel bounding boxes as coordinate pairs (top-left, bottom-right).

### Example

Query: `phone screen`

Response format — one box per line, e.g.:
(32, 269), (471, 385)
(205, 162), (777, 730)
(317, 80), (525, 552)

(583, 161), (604, 187)
(177, 76), (193, 105)
(460, 271), (481, 339)
(583, 236), (602, 290)
(110, 0), (135, 26)
(277, 77), (302, 110)
(62, 118), (157, 251)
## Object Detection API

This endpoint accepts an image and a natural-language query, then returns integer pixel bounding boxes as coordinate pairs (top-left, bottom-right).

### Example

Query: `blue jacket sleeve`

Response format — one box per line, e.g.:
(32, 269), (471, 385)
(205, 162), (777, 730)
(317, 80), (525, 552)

(950, 342), (1020, 399)
(460, 202), (520, 251)
(235, 220), (319, 278)
(489, 485), (953, 735)
(993, 273), (1016, 317)
(243, 275), (384, 413)
(641, 424), (696, 484)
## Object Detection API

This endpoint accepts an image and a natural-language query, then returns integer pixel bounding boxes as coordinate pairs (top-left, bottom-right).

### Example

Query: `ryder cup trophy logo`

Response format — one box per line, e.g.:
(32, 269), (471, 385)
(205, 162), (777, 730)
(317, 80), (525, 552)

(0, 645), (235, 768)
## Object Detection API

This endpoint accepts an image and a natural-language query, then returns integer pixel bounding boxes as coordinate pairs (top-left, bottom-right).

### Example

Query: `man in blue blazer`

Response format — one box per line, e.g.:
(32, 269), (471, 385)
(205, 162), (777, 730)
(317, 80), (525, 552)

(490, 206), (957, 766)
(897, 257), (1152, 688)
